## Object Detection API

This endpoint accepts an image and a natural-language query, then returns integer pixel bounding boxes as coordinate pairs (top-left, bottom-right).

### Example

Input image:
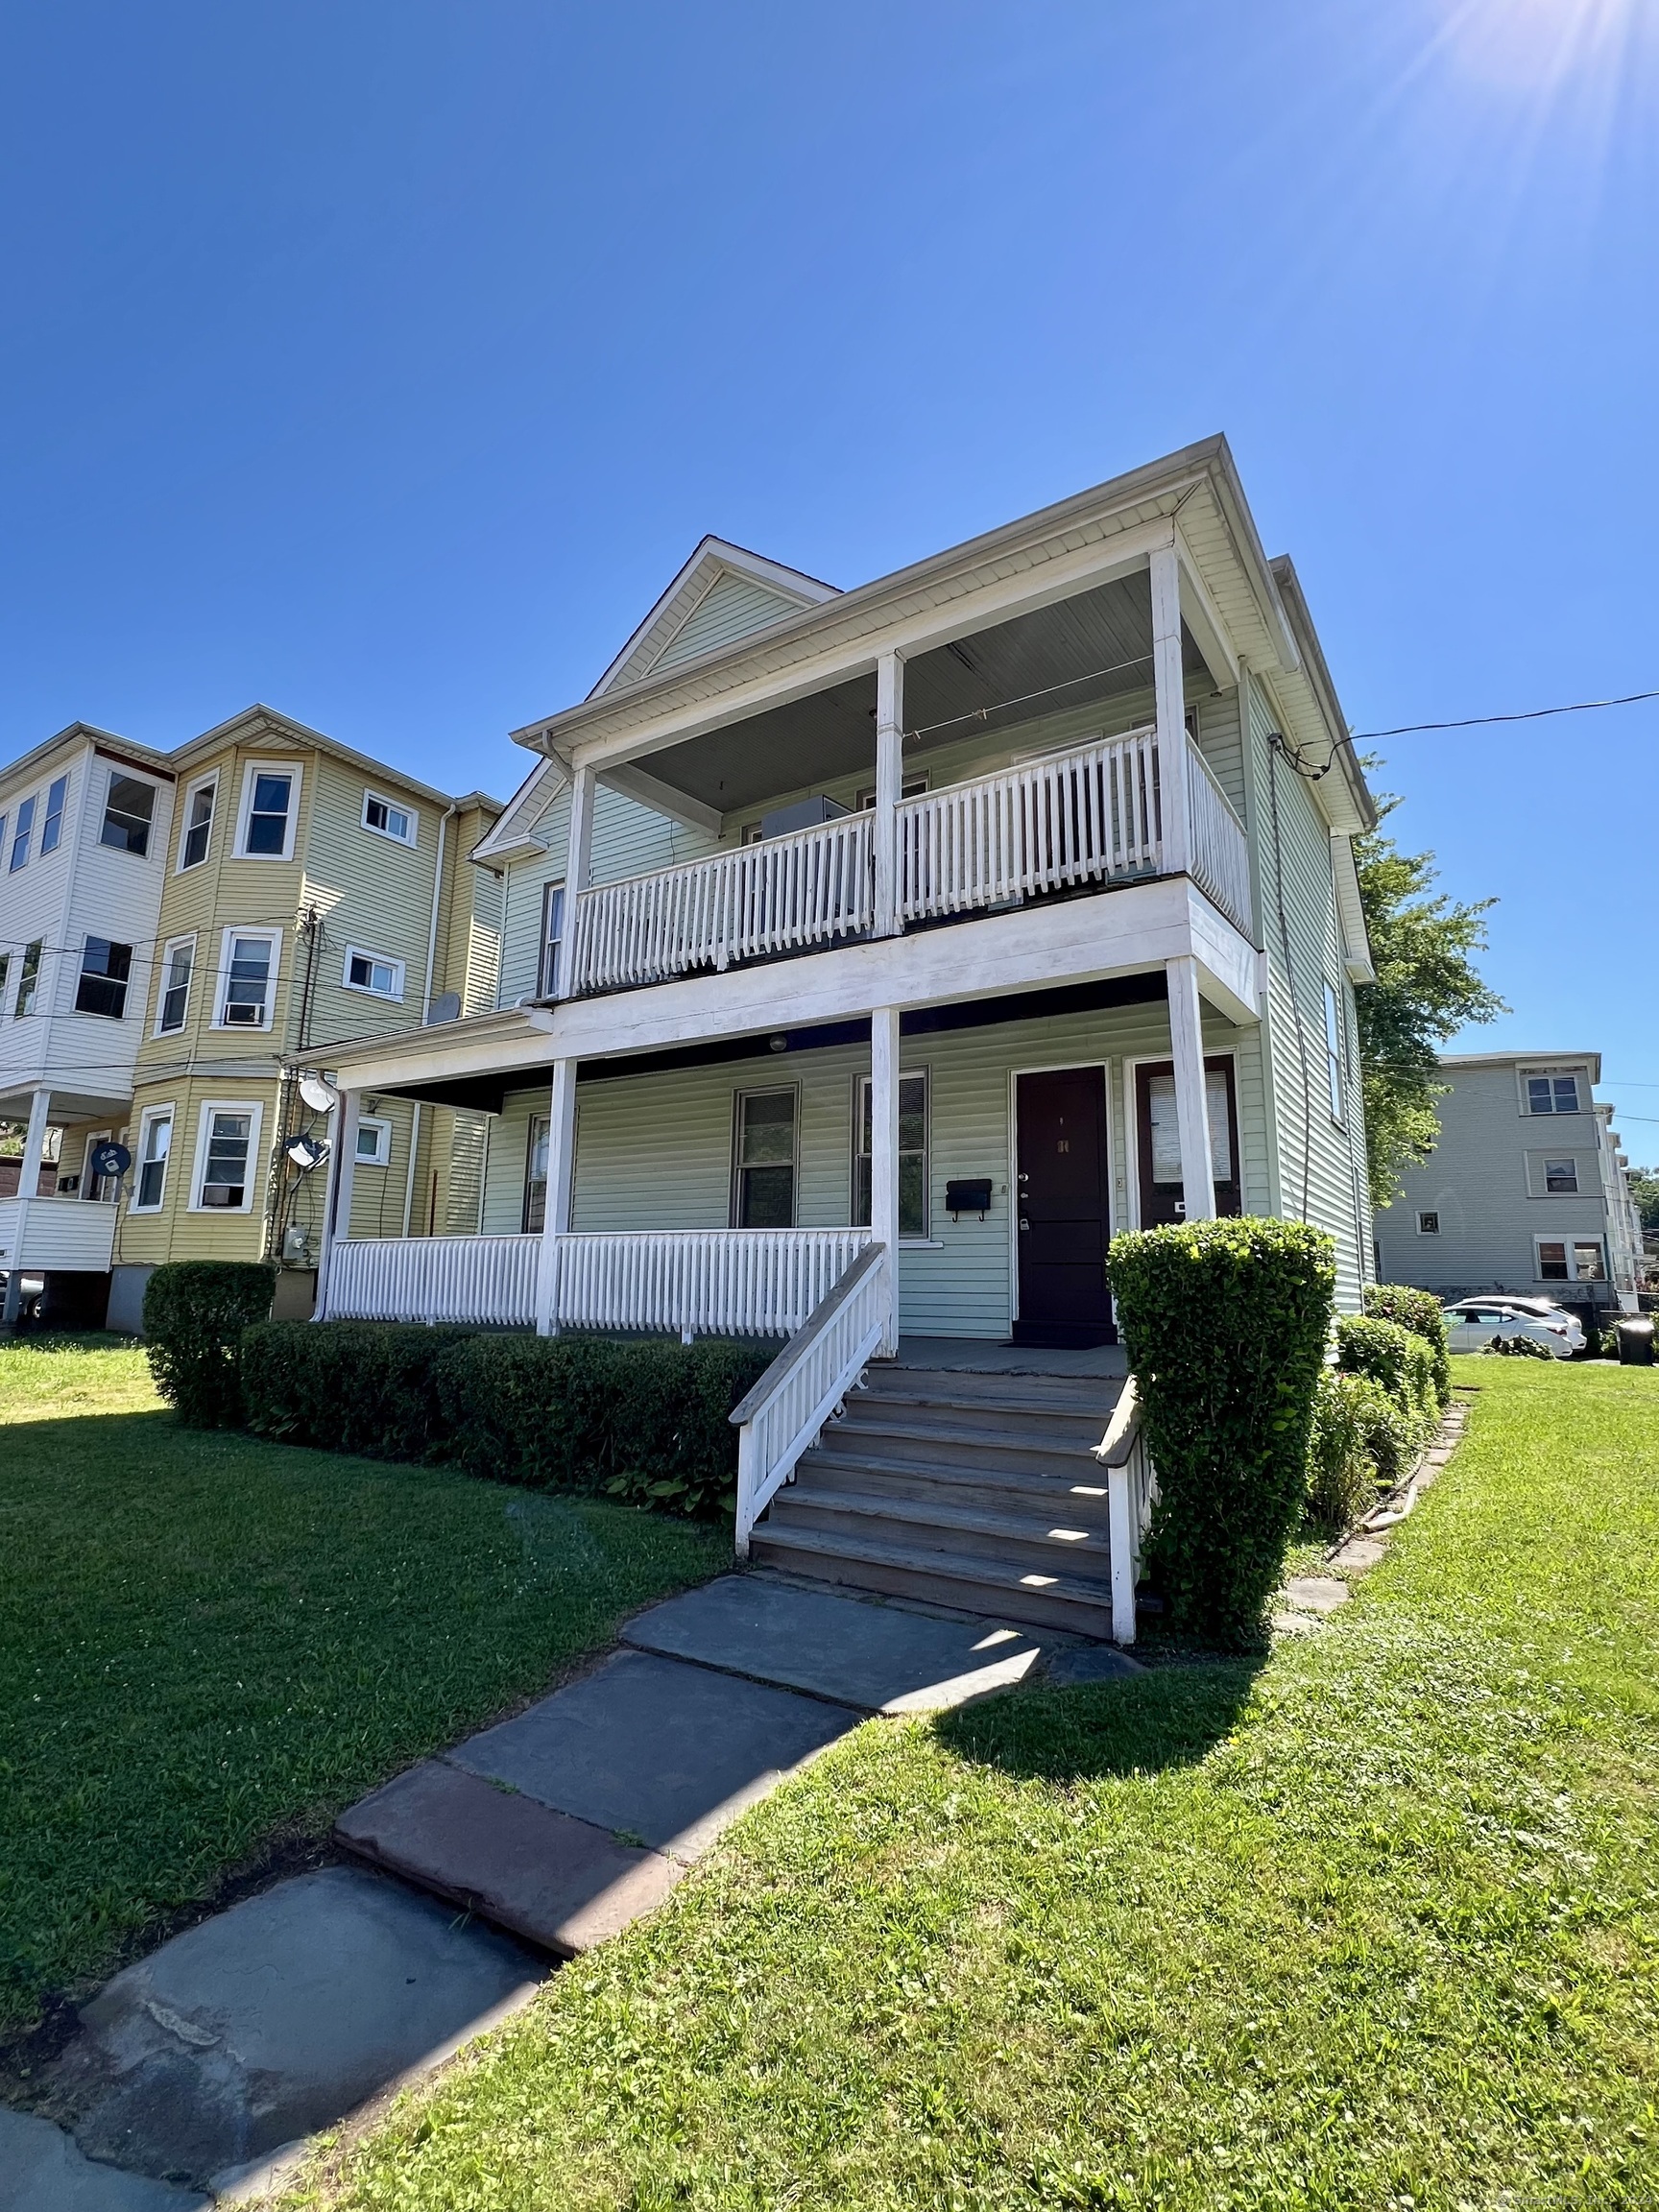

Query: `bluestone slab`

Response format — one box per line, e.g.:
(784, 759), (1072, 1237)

(1283, 1575), (1351, 1615)
(451, 1648), (857, 1861)
(50, 1867), (541, 2188)
(337, 1759), (685, 1955)
(623, 1575), (1047, 1712)
(0, 2106), (206, 2212)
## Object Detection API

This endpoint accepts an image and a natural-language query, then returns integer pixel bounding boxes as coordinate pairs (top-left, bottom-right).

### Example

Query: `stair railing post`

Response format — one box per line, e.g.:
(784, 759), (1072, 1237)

(870, 1003), (902, 1355)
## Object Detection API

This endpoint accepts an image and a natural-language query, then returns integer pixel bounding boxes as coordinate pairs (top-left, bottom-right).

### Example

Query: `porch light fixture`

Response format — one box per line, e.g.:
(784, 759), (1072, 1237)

(768, 1034), (788, 1053)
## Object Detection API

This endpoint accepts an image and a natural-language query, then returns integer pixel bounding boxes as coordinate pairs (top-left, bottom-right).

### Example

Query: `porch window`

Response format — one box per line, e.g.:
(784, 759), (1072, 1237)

(40, 774), (68, 855)
(100, 772), (156, 857)
(854, 1071), (929, 1240)
(523, 1115), (549, 1234)
(733, 1089), (797, 1228)
(540, 884), (565, 996)
(75, 937), (132, 1020)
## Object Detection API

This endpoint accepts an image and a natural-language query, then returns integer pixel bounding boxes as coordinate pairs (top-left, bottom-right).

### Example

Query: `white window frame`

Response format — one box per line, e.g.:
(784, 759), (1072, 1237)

(1416, 1211), (1441, 1235)
(176, 771), (219, 872)
(853, 1068), (932, 1243)
(342, 945), (406, 1002)
(353, 1115), (393, 1166)
(131, 1103), (177, 1214)
(153, 933), (197, 1037)
(1323, 980), (1345, 1124)
(362, 789), (418, 846)
(212, 926), (281, 1032)
(99, 766), (160, 860)
(1519, 1066), (1587, 1116)
(540, 881), (565, 997)
(233, 759), (302, 862)
(731, 1085), (801, 1230)
(188, 1098), (265, 1214)
(39, 772), (69, 856)
(1526, 1150), (1586, 1198)
(1534, 1233), (1608, 1285)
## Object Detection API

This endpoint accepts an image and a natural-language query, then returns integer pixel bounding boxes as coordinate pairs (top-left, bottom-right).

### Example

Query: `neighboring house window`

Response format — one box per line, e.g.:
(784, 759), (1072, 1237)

(39, 774), (68, 855)
(13, 941), (42, 1017)
(1536, 1237), (1608, 1283)
(132, 1108), (174, 1212)
(216, 928), (279, 1028)
(235, 763), (300, 858)
(522, 1115), (549, 1234)
(83, 1133), (121, 1203)
(101, 772), (156, 856)
(155, 937), (195, 1034)
(733, 1089), (797, 1228)
(0, 816), (8, 862)
(11, 795), (36, 871)
(354, 1117), (392, 1166)
(854, 776), (929, 808)
(0, 955), (9, 1009)
(344, 946), (405, 1000)
(854, 1071), (929, 1239)
(75, 937), (132, 1019)
(539, 883), (565, 997)
(192, 1104), (261, 1211)
(1525, 1070), (1584, 1114)
(1323, 981), (1345, 1122)
(1417, 1211), (1440, 1234)
(1544, 1158), (1579, 1194)
(178, 776), (216, 869)
(363, 791), (416, 845)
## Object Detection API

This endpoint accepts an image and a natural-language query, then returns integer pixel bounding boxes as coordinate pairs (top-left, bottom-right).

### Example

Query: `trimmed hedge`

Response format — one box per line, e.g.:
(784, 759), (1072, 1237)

(143, 1262), (276, 1428)
(1305, 1369), (1381, 1534)
(238, 1322), (775, 1519)
(1363, 1283), (1452, 1407)
(1108, 1216), (1336, 1647)
(1334, 1314), (1439, 1428)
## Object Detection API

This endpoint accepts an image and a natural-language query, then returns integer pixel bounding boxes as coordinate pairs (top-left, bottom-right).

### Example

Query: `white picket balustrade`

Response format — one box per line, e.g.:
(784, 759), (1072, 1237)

(554, 1227), (872, 1339)
(730, 1241), (889, 1552)
(1095, 1378), (1160, 1644)
(1186, 740), (1253, 935)
(897, 726), (1162, 922)
(324, 1235), (541, 1327)
(571, 811), (874, 995)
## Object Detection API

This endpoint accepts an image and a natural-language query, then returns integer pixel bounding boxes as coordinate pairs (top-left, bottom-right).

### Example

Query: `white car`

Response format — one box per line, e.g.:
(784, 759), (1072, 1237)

(1440, 1299), (1580, 1358)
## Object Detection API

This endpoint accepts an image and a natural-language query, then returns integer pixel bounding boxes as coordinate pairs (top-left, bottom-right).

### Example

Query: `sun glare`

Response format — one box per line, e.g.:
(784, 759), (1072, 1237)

(1443, 0), (1647, 90)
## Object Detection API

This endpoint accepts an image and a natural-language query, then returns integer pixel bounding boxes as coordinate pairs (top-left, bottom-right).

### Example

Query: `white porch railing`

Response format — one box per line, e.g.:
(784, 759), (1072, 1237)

(1186, 744), (1253, 935)
(1094, 1378), (1159, 1644)
(897, 725), (1163, 922)
(554, 1227), (872, 1339)
(0, 1196), (118, 1274)
(730, 1241), (889, 1553)
(324, 1235), (541, 1326)
(571, 811), (874, 995)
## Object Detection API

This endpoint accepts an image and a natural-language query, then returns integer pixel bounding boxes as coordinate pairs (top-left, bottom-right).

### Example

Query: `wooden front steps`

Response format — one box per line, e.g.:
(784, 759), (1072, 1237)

(750, 1363), (1126, 1638)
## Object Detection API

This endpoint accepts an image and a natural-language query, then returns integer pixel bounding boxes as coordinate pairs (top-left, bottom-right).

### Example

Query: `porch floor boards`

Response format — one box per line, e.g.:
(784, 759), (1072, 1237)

(894, 1334), (1129, 1380)
(751, 1360), (1127, 1639)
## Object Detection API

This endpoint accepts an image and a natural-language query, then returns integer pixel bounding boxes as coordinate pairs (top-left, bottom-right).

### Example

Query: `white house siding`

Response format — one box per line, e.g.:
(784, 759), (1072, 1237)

(483, 996), (1267, 1338)
(1244, 674), (1372, 1308)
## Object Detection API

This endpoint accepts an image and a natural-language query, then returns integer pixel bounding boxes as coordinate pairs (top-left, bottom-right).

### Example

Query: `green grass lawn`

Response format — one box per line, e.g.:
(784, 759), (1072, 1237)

(0, 1335), (727, 2037)
(286, 1357), (1659, 2211)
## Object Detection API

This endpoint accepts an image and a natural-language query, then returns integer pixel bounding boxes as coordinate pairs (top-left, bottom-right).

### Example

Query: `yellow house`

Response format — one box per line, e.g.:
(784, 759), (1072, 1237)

(108, 706), (500, 1326)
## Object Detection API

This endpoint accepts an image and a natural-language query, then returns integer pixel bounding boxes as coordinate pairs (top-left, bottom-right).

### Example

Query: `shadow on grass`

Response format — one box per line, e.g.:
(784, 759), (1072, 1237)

(934, 1658), (1264, 1783)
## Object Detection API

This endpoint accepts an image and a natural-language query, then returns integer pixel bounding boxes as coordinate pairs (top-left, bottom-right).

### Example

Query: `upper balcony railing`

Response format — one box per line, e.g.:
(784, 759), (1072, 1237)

(565, 727), (1250, 999)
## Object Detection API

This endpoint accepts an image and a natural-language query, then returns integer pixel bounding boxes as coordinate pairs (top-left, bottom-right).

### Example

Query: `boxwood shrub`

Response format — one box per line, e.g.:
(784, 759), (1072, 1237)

(1334, 1314), (1439, 1428)
(142, 1262), (276, 1428)
(1107, 1216), (1336, 1647)
(240, 1321), (471, 1461)
(1362, 1283), (1451, 1407)
(1305, 1368), (1420, 1533)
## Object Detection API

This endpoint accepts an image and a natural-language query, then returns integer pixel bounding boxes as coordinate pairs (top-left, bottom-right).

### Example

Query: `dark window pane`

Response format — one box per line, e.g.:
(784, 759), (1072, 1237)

(100, 775), (155, 855)
(75, 937), (132, 1020)
(899, 1152), (926, 1239)
(39, 775), (67, 855)
(738, 1163), (795, 1228)
(245, 775), (292, 854)
(1537, 1242), (1569, 1281)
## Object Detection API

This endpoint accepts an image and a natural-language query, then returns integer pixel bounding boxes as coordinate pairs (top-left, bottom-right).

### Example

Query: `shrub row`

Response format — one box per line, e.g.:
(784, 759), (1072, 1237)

(1334, 1313), (1442, 1427)
(1362, 1282), (1452, 1406)
(142, 1262), (276, 1427)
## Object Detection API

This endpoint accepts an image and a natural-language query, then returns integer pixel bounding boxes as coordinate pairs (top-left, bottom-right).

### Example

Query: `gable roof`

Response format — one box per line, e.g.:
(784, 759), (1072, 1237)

(0, 721), (172, 805)
(169, 704), (457, 809)
(589, 537), (838, 698)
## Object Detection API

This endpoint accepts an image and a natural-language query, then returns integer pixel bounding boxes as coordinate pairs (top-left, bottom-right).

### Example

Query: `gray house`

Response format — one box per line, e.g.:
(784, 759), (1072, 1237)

(1376, 1051), (1643, 1315)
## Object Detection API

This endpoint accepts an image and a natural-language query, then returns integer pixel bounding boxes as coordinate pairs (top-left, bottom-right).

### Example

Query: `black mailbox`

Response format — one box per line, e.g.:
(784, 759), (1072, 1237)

(946, 1178), (994, 1220)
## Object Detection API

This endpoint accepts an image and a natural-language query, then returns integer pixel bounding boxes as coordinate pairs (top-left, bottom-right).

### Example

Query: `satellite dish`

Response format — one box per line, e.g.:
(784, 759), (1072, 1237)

(284, 1135), (329, 1172)
(425, 991), (462, 1024)
(89, 1142), (131, 1180)
(298, 1072), (339, 1115)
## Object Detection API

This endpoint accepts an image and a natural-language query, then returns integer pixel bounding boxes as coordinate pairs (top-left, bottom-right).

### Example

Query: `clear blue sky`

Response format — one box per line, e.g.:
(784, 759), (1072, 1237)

(3, 2), (1654, 1149)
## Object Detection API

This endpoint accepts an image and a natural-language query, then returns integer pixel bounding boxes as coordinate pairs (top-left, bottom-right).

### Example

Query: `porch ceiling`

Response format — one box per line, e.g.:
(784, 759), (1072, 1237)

(624, 572), (1213, 815)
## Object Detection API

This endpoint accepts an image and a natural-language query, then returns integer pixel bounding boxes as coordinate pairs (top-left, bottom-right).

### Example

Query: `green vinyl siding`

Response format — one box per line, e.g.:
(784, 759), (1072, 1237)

(644, 575), (807, 678)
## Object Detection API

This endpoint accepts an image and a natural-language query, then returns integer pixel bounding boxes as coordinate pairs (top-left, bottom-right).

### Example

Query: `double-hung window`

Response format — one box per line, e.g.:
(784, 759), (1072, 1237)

(1525, 1070), (1583, 1115)
(101, 772), (156, 856)
(75, 937), (132, 1020)
(178, 777), (215, 869)
(13, 941), (42, 1017)
(1537, 1237), (1607, 1284)
(363, 791), (416, 845)
(156, 937), (195, 1034)
(344, 946), (404, 1000)
(133, 1108), (174, 1211)
(192, 1102), (262, 1212)
(1544, 1157), (1579, 1194)
(236, 763), (299, 859)
(1323, 981), (1345, 1122)
(217, 928), (278, 1028)
(39, 775), (67, 856)
(11, 796), (36, 872)
(733, 1089), (797, 1228)
(540, 883), (565, 997)
(854, 1071), (929, 1239)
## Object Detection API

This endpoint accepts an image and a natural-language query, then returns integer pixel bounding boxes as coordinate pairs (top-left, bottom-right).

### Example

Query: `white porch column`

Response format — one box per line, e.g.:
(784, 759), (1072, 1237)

(873, 651), (904, 938)
(1150, 540), (1190, 878)
(2, 1088), (51, 1327)
(869, 1004), (901, 1354)
(313, 1089), (362, 1320)
(552, 761), (597, 999)
(1166, 955), (1215, 1223)
(535, 1057), (578, 1336)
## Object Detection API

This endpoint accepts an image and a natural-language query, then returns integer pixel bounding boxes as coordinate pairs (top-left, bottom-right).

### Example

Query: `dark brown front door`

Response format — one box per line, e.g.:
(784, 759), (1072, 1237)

(1135, 1057), (1241, 1226)
(1014, 1067), (1115, 1347)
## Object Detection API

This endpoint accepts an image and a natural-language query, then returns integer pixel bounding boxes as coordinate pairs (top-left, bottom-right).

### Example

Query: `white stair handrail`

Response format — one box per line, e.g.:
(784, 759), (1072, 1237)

(1094, 1376), (1159, 1644)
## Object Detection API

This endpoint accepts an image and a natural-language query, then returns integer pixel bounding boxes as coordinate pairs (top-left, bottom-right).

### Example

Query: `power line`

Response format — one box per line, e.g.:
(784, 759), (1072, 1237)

(1352, 686), (1659, 741)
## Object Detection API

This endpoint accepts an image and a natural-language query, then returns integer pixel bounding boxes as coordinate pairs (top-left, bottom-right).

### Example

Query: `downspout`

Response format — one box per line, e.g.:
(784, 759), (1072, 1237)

(404, 802), (456, 1238)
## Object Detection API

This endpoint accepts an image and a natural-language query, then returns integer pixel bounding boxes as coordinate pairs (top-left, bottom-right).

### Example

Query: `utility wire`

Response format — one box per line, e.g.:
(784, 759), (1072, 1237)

(1352, 686), (1659, 740)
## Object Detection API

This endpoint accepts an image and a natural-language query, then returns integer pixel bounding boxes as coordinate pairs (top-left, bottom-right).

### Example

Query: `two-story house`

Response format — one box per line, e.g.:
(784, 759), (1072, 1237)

(301, 439), (1378, 1627)
(1375, 1051), (1644, 1316)
(107, 706), (501, 1328)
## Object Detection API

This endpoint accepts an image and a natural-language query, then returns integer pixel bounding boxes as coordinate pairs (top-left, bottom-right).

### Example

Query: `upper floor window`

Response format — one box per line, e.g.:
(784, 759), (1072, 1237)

(178, 776), (216, 870)
(101, 772), (156, 857)
(216, 927), (279, 1028)
(39, 775), (68, 856)
(1323, 981), (1345, 1123)
(1544, 1157), (1579, 1194)
(191, 1102), (262, 1212)
(1524, 1069), (1584, 1115)
(235, 763), (300, 860)
(540, 883), (565, 997)
(13, 941), (43, 1018)
(363, 791), (416, 845)
(344, 946), (405, 1000)
(133, 1107), (174, 1212)
(156, 936), (195, 1035)
(11, 796), (36, 872)
(1417, 1211), (1440, 1235)
(75, 937), (132, 1020)
(354, 1117), (393, 1166)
